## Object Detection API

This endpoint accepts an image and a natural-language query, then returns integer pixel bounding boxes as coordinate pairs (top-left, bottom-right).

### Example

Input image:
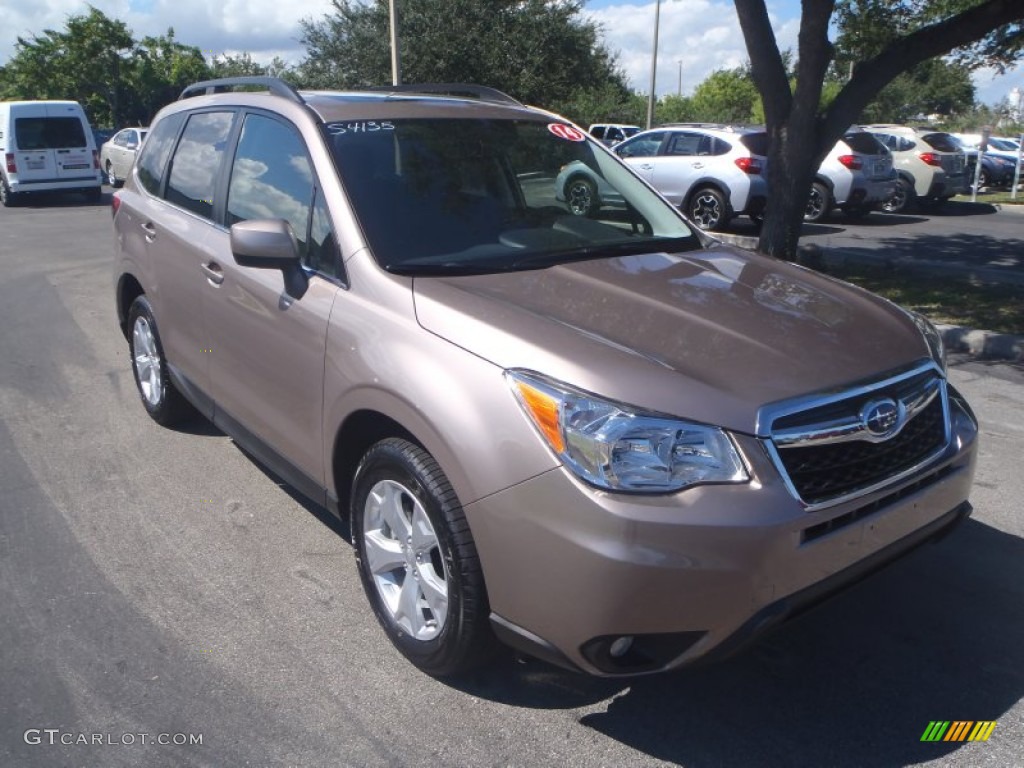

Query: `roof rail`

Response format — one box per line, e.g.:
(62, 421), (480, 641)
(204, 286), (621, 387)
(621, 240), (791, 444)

(179, 76), (304, 105)
(364, 83), (522, 106)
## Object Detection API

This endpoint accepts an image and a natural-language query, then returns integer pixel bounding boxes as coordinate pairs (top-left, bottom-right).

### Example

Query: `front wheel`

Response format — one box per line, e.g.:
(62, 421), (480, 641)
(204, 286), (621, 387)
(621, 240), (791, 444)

(352, 438), (494, 677)
(687, 186), (729, 230)
(803, 182), (831, 222)
(106, 161), (121, 188)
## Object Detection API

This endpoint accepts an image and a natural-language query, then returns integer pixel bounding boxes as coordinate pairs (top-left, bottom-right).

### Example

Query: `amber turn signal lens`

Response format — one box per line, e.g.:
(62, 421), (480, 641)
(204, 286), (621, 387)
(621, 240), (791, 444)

(514, 380), (565, 454)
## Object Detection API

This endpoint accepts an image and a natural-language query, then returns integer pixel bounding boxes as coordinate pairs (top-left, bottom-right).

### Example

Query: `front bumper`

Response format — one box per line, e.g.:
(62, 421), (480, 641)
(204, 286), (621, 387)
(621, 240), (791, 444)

(468, 393), (978, 676)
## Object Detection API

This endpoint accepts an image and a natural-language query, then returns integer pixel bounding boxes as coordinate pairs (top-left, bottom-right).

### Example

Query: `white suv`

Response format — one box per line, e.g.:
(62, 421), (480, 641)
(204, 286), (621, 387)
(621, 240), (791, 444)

(611, 124), (768, 230)
(863, 125), (968, 213)
(804, 130), (896, 222)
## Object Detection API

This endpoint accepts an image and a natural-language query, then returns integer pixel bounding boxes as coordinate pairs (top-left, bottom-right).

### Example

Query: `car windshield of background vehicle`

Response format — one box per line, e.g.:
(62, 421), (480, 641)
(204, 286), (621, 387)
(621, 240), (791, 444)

(324, 119), (696, 275)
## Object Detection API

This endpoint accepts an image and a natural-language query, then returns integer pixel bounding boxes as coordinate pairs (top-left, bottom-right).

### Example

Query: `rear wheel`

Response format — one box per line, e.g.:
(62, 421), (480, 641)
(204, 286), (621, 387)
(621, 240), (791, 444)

(881, 177), (914, 214)
(803, 182), (831, 222)
(352, 438), (494, 677)
(565, 176), (598, 217)
(687, 186), (729, 230)
(0, 177), (18, 208)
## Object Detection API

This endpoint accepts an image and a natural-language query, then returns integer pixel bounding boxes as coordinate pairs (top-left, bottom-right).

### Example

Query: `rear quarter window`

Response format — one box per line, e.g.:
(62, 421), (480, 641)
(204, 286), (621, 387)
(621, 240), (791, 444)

(137, 112), (186, 196)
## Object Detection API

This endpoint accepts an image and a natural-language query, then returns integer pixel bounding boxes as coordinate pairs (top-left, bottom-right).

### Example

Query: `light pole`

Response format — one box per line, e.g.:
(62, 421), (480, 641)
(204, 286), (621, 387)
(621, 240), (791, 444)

(646, 0), (661, 129)
(677, 60), (682, 97)
(389, 0), (401, 86)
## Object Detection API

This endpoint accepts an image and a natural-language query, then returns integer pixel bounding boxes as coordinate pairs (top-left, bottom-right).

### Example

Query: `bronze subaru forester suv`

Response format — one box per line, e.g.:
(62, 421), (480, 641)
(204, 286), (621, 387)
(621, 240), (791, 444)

(113, 77), (978, 677)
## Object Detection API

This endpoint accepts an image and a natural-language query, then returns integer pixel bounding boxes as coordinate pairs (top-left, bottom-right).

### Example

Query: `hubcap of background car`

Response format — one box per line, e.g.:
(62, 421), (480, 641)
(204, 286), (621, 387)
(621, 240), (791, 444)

(132, 316), (163, 406)
(107, 163), (117, 186)
(363, 479), (449, 641)
(567, 181), (593, 216)
(883, 184), (906, 213)
(691, 193), (721, 229)
(805, 188), (825, 220)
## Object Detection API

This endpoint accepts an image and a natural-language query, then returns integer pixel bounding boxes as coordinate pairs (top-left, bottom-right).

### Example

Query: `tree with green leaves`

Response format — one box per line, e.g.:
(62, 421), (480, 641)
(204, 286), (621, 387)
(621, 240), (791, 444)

(735, 0), (1023, 259)
(688, 67), (760, 123)
(298, 0), (631, 115)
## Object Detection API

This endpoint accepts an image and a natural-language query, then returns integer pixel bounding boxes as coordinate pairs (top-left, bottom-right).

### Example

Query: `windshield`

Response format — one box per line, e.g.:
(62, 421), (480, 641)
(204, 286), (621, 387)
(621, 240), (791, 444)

(324, 118), (697, 275)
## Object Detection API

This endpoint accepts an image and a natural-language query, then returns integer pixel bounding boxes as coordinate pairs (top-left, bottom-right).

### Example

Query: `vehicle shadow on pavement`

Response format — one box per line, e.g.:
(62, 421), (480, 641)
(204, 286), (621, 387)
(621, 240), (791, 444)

(456, 520), (1023, 767)
(832, 232), (1024, 273)
(928, 200), (1000, 217)
(7, 190), (110, 208)
(846, 212), (929, 227)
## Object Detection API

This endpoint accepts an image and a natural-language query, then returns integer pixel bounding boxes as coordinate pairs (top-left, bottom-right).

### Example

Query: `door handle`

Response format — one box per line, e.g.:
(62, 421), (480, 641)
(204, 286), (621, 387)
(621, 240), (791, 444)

(141, 222), (157, 243)
(639, 163), (654, 170)
(201, 261), (225, 285)
(692, 162), (704, 169)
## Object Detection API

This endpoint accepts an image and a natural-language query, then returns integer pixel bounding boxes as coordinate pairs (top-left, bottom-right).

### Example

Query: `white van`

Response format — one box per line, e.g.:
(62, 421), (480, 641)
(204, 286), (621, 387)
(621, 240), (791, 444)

(0, 100), (103, 207)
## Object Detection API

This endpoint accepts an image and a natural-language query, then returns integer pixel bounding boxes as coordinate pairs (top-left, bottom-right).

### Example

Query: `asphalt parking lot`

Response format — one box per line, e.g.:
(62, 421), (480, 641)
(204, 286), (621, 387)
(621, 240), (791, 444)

(1, 192), (1022, 768)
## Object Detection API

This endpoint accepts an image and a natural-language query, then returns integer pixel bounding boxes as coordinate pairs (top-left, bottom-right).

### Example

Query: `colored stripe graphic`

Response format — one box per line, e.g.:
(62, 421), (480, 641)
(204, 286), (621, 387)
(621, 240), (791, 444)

(921, 721), (996, 742)
(921, 722), (949, 741)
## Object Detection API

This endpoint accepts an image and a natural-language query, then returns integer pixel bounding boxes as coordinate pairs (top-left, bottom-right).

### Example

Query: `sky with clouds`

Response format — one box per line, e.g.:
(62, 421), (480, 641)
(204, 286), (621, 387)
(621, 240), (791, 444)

(0, 0), (1020, 108)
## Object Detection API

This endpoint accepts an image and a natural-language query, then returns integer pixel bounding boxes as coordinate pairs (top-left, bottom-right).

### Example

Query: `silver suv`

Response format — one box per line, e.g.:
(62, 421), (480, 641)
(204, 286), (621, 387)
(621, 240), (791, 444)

(611, 124), (769, 230)
(113, 78), (978, 678)
(804, 130), (896, 222)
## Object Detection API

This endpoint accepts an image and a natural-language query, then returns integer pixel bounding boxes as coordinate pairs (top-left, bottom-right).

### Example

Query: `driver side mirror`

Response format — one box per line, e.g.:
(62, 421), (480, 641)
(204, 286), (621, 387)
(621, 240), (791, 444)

(230, 218), (308, 298)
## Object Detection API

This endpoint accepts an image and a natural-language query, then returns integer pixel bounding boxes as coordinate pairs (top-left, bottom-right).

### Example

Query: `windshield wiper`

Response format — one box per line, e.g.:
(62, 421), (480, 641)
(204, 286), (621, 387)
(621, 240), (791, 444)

(510, 237), (697, 269)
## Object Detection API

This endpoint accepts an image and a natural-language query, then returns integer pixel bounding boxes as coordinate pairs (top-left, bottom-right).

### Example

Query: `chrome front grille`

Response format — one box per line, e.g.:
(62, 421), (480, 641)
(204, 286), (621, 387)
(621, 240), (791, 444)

(762, 365), (951, 509)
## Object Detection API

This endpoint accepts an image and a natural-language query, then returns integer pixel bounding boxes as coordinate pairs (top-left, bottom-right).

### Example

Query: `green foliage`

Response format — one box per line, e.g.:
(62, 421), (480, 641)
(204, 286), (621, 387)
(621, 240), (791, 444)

(688, 67), (760, 123)
(856, 58), (976, 122)
(655, 94), (697, 124)
(0, 7), (297, 127)
(298, 0), (630, 111)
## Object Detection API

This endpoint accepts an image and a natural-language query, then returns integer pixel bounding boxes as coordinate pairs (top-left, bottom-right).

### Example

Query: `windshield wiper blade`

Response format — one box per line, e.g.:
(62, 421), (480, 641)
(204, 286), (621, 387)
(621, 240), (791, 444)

(510, 238), (696, 268)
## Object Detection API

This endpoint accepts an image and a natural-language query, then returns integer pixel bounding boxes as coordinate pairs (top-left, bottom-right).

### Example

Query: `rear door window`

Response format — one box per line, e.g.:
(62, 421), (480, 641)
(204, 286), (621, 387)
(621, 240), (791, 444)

(165, 111), (234, 220)
(15, 117), (86, 149)
(921, 133), (961, 153)
(666, 132), (703, 156)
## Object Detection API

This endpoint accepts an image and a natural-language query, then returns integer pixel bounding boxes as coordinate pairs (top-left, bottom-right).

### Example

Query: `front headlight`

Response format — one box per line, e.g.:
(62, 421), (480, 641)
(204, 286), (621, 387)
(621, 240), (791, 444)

(507, 370), (749, 493)
(909, 310), (946, 372)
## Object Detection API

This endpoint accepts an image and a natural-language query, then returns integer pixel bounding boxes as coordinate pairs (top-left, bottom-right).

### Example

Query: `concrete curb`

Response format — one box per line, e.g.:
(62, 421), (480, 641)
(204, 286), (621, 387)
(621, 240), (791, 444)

(709, 233), (1024, 363)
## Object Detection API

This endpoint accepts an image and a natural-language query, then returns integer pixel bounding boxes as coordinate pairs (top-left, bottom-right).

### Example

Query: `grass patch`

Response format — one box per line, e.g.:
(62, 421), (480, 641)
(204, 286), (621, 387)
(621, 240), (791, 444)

(820, 264), (1024, 335)
(953, 190), (1024, 205)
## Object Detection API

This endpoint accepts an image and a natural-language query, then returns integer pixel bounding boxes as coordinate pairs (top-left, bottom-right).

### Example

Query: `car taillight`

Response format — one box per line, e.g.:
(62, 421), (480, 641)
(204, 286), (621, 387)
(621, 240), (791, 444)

(92, 150), (100, 170)
(5, 153), (14, 174)
(837, 154), (863, 170)
(111, 191), (121, 217)
(734, 156), (762, 174)
(919, 152), (942, 167)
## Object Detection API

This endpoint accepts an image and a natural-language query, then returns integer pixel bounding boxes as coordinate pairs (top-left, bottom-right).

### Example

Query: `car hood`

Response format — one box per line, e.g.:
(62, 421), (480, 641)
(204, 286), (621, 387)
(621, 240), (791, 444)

(412, 244), (930, 435)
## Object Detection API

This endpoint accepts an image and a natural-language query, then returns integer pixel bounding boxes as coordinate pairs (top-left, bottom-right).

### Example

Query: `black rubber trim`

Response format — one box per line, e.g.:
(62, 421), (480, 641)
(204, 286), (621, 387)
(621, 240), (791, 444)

(695, 500), (973, 666)
(489, 613), (583, 673)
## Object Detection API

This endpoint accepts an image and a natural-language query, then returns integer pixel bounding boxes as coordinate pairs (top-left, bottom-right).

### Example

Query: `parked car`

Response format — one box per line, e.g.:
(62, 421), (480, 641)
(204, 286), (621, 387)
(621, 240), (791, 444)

(588, 123), (640, 146)
(0, 100), (102, 206)
(862, 125), (968, 212)
(113, 77), (978, 678)
(804, 130), (896, 222)
(949, 133), (1018, 189)
(100, 126), (149, 186)
(610, 124), (768, 230)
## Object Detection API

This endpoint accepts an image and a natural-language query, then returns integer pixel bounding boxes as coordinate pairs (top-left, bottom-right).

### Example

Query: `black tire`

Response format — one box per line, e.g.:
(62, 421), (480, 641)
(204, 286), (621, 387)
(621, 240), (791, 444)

(976, 169), (990, 190)
(127, 295), (192, 426)
(687, 186), (730, 230)
(352, 438), (494, 677)
(882, 177), (914, 214)
(0, 176), (18, 208)
(106, 161), (121, 188)
(803, 181), (831, 222)
(564, 176), (598, 217)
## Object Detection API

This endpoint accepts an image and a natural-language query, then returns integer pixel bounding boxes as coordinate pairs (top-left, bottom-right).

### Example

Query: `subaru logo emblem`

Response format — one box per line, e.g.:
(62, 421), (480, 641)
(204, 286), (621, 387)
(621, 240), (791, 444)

(861, 398), (903, 439)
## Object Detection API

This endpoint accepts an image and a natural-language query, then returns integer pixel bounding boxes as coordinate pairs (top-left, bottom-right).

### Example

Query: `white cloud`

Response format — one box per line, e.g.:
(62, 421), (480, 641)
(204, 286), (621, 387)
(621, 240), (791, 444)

(0, 0), (334, 67)
(586, 0), (800, 97)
